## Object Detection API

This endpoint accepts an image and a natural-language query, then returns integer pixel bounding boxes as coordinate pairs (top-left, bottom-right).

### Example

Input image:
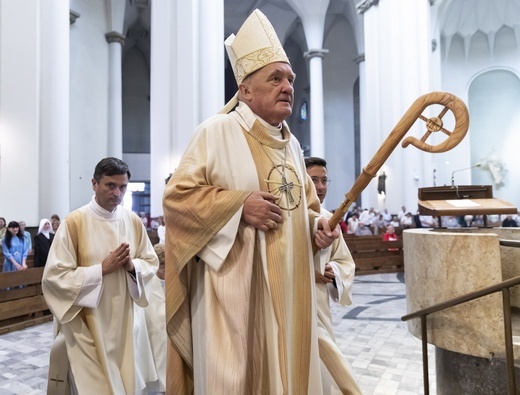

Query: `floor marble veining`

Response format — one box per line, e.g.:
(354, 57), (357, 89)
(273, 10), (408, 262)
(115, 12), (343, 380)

(0, 272), (436, 394)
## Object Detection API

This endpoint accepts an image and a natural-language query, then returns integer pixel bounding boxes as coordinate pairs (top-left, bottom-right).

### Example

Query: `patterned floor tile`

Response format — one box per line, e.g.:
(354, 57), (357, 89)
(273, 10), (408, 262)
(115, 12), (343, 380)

(0, 272), (436, 394)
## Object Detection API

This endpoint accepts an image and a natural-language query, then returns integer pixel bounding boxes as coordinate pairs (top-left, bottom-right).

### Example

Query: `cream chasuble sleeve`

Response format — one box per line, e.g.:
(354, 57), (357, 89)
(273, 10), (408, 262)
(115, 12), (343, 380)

(43, 219), (96, 324)
(197, 209), (244, 271)
(75, 265), (103, 308)
(314, 208), (361, 395)
(316, 209), (355, 306)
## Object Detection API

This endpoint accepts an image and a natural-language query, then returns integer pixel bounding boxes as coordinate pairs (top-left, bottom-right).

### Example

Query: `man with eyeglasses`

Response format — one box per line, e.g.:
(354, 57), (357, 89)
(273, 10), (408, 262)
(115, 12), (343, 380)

(305, 157), (362, 394)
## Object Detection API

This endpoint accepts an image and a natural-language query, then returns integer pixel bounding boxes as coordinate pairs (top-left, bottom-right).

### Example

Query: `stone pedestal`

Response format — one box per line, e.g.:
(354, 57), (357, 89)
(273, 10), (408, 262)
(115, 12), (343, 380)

(403, 228), (520, 391)
(436, 347), (520, 395)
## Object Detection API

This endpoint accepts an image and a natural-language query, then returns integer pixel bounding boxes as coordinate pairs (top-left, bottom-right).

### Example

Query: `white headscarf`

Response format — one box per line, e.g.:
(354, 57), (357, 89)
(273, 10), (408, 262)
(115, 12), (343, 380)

(38, 218), (51, 239)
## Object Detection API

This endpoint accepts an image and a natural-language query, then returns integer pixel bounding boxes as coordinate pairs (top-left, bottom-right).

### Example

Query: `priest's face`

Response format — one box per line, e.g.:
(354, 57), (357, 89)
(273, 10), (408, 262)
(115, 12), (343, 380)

(239, 62), (295, 126)
(306, 165), (328, 204)
(92, 173), (129, 212)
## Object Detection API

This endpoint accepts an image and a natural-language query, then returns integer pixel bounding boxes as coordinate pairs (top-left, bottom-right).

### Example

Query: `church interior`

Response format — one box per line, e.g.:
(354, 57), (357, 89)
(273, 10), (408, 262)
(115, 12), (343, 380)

(1, 0), (520, 393)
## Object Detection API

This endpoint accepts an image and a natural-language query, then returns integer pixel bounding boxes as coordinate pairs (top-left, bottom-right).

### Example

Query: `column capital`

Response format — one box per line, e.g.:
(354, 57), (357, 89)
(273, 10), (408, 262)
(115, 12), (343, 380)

(356, 0), (380, 14)
(303, 48), (329, 60)
(105, 31), (126, 46)
(354, 54), (365, 64)
(70, 10), (80, 25)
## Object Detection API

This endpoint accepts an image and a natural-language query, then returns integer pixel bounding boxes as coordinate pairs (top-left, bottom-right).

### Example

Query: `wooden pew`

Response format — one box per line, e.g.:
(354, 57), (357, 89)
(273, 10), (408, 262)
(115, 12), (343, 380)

(343, 234), (404, 275)
(0, 267), (53, 334)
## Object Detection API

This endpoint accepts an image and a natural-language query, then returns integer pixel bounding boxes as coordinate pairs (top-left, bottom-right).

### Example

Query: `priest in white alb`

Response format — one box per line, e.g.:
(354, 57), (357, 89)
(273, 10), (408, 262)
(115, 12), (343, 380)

(43, 157), (165, 395)
(306, 156), (362, 395)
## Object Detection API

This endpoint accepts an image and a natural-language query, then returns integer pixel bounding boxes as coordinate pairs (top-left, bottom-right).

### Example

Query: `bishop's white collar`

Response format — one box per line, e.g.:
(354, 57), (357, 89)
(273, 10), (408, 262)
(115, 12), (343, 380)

(235, 101), (283, 138)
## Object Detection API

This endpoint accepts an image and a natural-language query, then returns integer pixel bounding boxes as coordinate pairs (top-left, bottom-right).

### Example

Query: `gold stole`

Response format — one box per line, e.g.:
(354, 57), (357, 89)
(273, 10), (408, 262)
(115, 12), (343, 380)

(165, 119), (316, 394)
(244, 120), (314, 394)
(66, 211), (132, 393)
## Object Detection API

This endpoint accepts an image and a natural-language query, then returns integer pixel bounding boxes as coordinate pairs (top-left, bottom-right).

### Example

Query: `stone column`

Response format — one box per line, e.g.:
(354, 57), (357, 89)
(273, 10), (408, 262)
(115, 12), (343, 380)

(359, 0), (432, 211)
(150, 0), (224, 216)
(105, 31), (125, 158)
(285, 0), (329, 157)
(198, 0), (224, 121)
(150, 0), (173, 216)
(304, 49), (328, 158)
(39, 0), (70, 218)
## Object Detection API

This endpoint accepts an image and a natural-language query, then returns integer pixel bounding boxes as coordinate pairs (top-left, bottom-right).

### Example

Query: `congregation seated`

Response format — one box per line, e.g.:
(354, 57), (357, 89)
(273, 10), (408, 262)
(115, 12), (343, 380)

(355, 221), (373, 236)
(371, 214), (386, 235)
(502, 215), (518, 227)
(346, 213), (359, 234)
(400, 212), (414, 229)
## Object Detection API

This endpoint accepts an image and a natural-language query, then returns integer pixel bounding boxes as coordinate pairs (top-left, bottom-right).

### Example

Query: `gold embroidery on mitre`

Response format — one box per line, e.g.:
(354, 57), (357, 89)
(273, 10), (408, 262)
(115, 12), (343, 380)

(226, 9), (290, 85)
(265, 164), (302, 211)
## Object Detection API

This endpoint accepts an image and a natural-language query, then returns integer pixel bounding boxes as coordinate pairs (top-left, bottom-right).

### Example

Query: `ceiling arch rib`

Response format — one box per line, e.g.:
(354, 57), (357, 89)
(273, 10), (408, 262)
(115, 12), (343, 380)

(441, 0), (520, 61)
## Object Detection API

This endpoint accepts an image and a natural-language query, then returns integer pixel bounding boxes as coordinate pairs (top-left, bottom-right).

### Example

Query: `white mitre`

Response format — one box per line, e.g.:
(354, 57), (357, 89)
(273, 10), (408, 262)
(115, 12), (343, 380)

(220, 9), (290, 114)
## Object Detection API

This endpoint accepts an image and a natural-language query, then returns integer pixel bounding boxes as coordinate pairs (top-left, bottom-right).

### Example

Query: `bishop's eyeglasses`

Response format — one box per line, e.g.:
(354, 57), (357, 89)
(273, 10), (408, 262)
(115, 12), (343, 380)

(311, 177), (331, 186)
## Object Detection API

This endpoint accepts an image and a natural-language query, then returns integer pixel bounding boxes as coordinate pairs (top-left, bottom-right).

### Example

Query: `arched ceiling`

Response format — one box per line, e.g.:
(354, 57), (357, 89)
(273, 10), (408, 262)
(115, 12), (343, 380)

(121, 0), (361, 60)
(439, 0), (520, 57)
(441, 0), (520, 37)
(120, 0), (520, 67)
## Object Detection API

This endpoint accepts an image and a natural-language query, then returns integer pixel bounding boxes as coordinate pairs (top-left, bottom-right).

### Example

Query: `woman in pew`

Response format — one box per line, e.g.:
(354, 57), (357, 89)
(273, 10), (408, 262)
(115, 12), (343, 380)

(34, 218), (54, 267)
(0, 217), (6, 239)
(1, 221), (28, 272)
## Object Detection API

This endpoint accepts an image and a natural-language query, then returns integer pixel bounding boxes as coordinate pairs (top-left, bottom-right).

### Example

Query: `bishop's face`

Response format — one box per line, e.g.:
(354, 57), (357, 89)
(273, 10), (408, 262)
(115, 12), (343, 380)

(240, 62), (295, 126)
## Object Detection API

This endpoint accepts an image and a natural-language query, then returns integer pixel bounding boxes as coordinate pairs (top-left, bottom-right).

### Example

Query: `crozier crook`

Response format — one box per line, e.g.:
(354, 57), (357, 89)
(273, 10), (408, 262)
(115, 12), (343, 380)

(328, 91), (470, 229)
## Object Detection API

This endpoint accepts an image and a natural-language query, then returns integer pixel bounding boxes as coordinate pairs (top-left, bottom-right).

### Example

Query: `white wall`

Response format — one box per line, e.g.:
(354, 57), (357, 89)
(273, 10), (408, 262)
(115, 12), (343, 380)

(0, 2), (40, 225)
(440, 26), (520, 207)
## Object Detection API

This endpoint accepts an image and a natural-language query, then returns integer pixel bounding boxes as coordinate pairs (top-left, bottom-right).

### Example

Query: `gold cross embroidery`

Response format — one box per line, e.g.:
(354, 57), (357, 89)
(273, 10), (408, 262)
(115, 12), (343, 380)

(278, 175), (295, 204)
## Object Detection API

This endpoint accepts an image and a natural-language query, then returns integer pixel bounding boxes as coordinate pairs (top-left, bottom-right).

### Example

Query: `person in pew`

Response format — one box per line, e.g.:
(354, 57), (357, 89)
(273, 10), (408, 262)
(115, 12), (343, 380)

(382, 225), (399, 251)
(50, 214), (61, 233)
(347, 213), (360, 234)
(2, 221), (28, 272)
(0, 217), (7, 240)
(389, 214), (400, 228)
(502, 215), (517, 227)
(33, 219), (54, 268)
(18, 220), (32, 255)
(42, 157), (165, 395)
(305, 156), (362, 394)
(354, 221), (373, 236)
(371, 213), (386, 235)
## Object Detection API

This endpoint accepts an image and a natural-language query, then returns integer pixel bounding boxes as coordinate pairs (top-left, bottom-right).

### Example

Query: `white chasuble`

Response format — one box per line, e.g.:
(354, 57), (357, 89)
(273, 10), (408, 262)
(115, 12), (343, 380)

(164, 102), (323, 394)
(43, 200), (160, 395)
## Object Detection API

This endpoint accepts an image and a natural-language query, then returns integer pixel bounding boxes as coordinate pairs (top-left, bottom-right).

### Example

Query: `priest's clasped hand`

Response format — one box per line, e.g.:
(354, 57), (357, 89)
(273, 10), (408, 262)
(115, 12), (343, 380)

(315, 263), (336, 284)
(315, 218), (340, 249)
(242, 190), (283, 232)
(101, 242), (131, 275)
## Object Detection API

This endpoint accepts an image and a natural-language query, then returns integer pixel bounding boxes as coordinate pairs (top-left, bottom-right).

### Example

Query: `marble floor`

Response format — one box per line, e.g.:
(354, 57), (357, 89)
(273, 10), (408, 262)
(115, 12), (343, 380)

(0, 272), (436, 394)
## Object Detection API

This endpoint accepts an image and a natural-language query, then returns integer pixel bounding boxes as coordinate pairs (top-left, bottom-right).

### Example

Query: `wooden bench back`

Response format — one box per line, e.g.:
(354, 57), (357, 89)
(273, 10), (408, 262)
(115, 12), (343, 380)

(343, 234), (404, 275)
(0, 267), (53, 334)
